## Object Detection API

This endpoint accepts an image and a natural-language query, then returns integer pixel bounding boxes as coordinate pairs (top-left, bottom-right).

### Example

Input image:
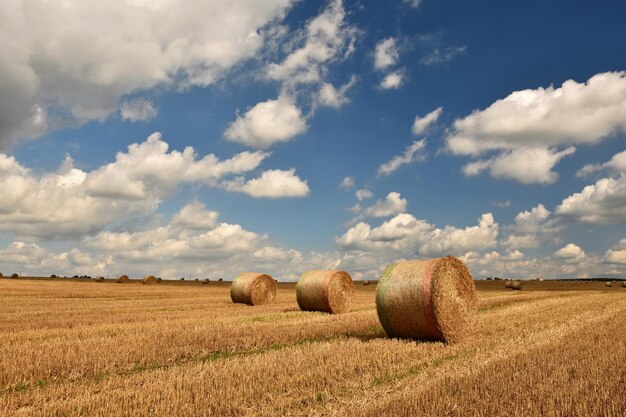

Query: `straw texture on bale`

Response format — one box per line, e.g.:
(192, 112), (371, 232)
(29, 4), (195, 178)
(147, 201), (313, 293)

(375, 256), (477, 343)
(504, 280), (513, 289)
(230, 272), (276, 305)
(116, 275), (129, 284)
(296, 270), (354, 314)
(143, 275), (158, 285)
(511, 281), (522, 291)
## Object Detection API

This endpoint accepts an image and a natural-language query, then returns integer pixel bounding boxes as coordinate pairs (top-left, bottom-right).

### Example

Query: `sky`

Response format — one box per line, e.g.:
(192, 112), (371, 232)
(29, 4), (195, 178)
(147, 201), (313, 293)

(1, 0), (626, 280)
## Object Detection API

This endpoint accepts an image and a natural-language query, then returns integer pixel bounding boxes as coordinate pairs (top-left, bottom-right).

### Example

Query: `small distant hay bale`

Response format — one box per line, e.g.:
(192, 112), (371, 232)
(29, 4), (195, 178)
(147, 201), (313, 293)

(605, 282), (613, 288)
(116, 275), (129, 284)
(180, 277), (185, 281)
(0, 272), (3, 278)
(143, 275), (158, 285)
(230, 272), (276, 305)
(218, 278), (223, 282)
(511, 281), (523, 291)
(504, 280), (513, 289)
(363, 280), (370, 286)
(296, 270), (354, 314)
(157, 277), (162, 282)
(11, 273), (19, 279)
(95, 276), (105, 282)
(375, 256), (477, 343)
(202, 279), (210, 285)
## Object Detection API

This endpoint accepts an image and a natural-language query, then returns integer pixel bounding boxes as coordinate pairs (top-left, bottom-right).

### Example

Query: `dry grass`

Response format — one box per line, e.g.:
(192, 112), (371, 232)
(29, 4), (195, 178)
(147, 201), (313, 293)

(0, 279), (624, 416)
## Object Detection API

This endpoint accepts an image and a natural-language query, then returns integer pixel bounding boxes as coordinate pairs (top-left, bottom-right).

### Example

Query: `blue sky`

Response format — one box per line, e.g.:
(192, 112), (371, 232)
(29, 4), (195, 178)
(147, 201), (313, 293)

(1, 0), (626, 280)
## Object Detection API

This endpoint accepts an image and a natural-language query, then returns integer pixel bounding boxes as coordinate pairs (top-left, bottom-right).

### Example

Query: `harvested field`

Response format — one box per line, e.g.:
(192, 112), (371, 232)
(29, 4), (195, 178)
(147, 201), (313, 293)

(0, 279), (624, 416)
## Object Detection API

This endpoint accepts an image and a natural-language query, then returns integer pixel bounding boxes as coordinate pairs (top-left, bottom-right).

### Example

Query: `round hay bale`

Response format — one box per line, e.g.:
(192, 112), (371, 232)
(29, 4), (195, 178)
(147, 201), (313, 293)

(157, 277), (162, 283)
(511, 281), (522, 291)
(363, 280), (370, 286)
(605, 281), (613, 287)
(11, 273), (18, 279)
(95, 276), (105, 282)
(230, 272), (276, 305)
(218, 278), (223, 282)
(504, 280), (513, 289)
(622, 281), (626, 288)
(296, 270), (354, 314)
(375, 256), (477, 343)
(143, 275), (158, 285)
(202, 279), (210, 285)
(116, 275), (129, 284)
(0, 272), (3, 279)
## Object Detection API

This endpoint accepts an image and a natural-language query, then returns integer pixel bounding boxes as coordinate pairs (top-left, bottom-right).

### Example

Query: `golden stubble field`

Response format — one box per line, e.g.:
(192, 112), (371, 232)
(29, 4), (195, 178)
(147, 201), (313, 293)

(1, 278), (625, 416)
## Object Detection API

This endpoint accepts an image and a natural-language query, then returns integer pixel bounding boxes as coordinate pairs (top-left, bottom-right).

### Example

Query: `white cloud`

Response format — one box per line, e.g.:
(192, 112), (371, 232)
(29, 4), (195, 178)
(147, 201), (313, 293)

(556, 175), (626, 224)
(420, 46), (467, 66)
(224, 97), (307, 148)
(378, 139), (426, 176)
(316, 76), (357, 109)
(493, 200), (511, 208)
(120, 98), (157, 122)
(339, 176), (355, 190)
(461, 146), (576, 184)
(337, 212), (498, 257)
(0, 132), (285, 239)
(355, 189), (373, 201)
(576, 150), (626, 177)
(554, 243), (586, 259)
(501, 204), (562, 249)
(223, 169), (310, 198)
(265, 0), (356, 86)
(412, 107), (443, 135)
(362, 192), (407, 217)
(0, 0), (294, 148)
(605, 239), (626, 264)
(447, 72), (626, 184)
(380, 72), (405, 90)
(374, 38), (399, 71)
(403, 0), (422, 8)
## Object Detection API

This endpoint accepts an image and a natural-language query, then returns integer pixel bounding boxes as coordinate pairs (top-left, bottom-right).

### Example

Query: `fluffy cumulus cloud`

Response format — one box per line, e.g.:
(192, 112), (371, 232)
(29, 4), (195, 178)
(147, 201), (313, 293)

(500, 204), (561, 248)
(222, 169), (310, 198)
(374, 38), (399, 70)
(362, 192), (407, 217)
(224, 97), (307, 148)
(378, 139), (427, 176)
(120, 98), (158, 122)
(447, 71), (626, 183)
(338, 176), (355, 190)
(226, 0), (357, 148)
(355, 189), (373, 201)
(605, 239), (626, 264)
(380, 72), (405, 90)
(554, 243), (586, 259)
(576, 149), (626, 177)
(412, 107), (443, 135)
(0, 132), (315, 239)
(556, 175), (626, 224)
(0, 0), (294, 148)
(337, 212), (498, 257)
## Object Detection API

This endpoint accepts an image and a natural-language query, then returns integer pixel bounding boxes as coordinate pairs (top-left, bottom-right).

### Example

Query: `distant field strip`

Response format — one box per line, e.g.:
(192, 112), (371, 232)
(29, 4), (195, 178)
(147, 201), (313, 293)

(1, 280), (624, 416)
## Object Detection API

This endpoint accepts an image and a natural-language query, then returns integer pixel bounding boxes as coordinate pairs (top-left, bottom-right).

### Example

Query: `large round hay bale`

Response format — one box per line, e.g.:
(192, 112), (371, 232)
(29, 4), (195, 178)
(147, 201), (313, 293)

(504, 280), (513, 289)
(511, 281), (522, 291)
(376, 256), (477, 343)
(296, 270), (354, 314)
(116, 275), (129, 284)
(95, 276), (105, 282)
(11, 273), (18, 279)
(143, 275), (158, 285)
(605, 281), (613, 288)
(230, 272), (276, 305)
